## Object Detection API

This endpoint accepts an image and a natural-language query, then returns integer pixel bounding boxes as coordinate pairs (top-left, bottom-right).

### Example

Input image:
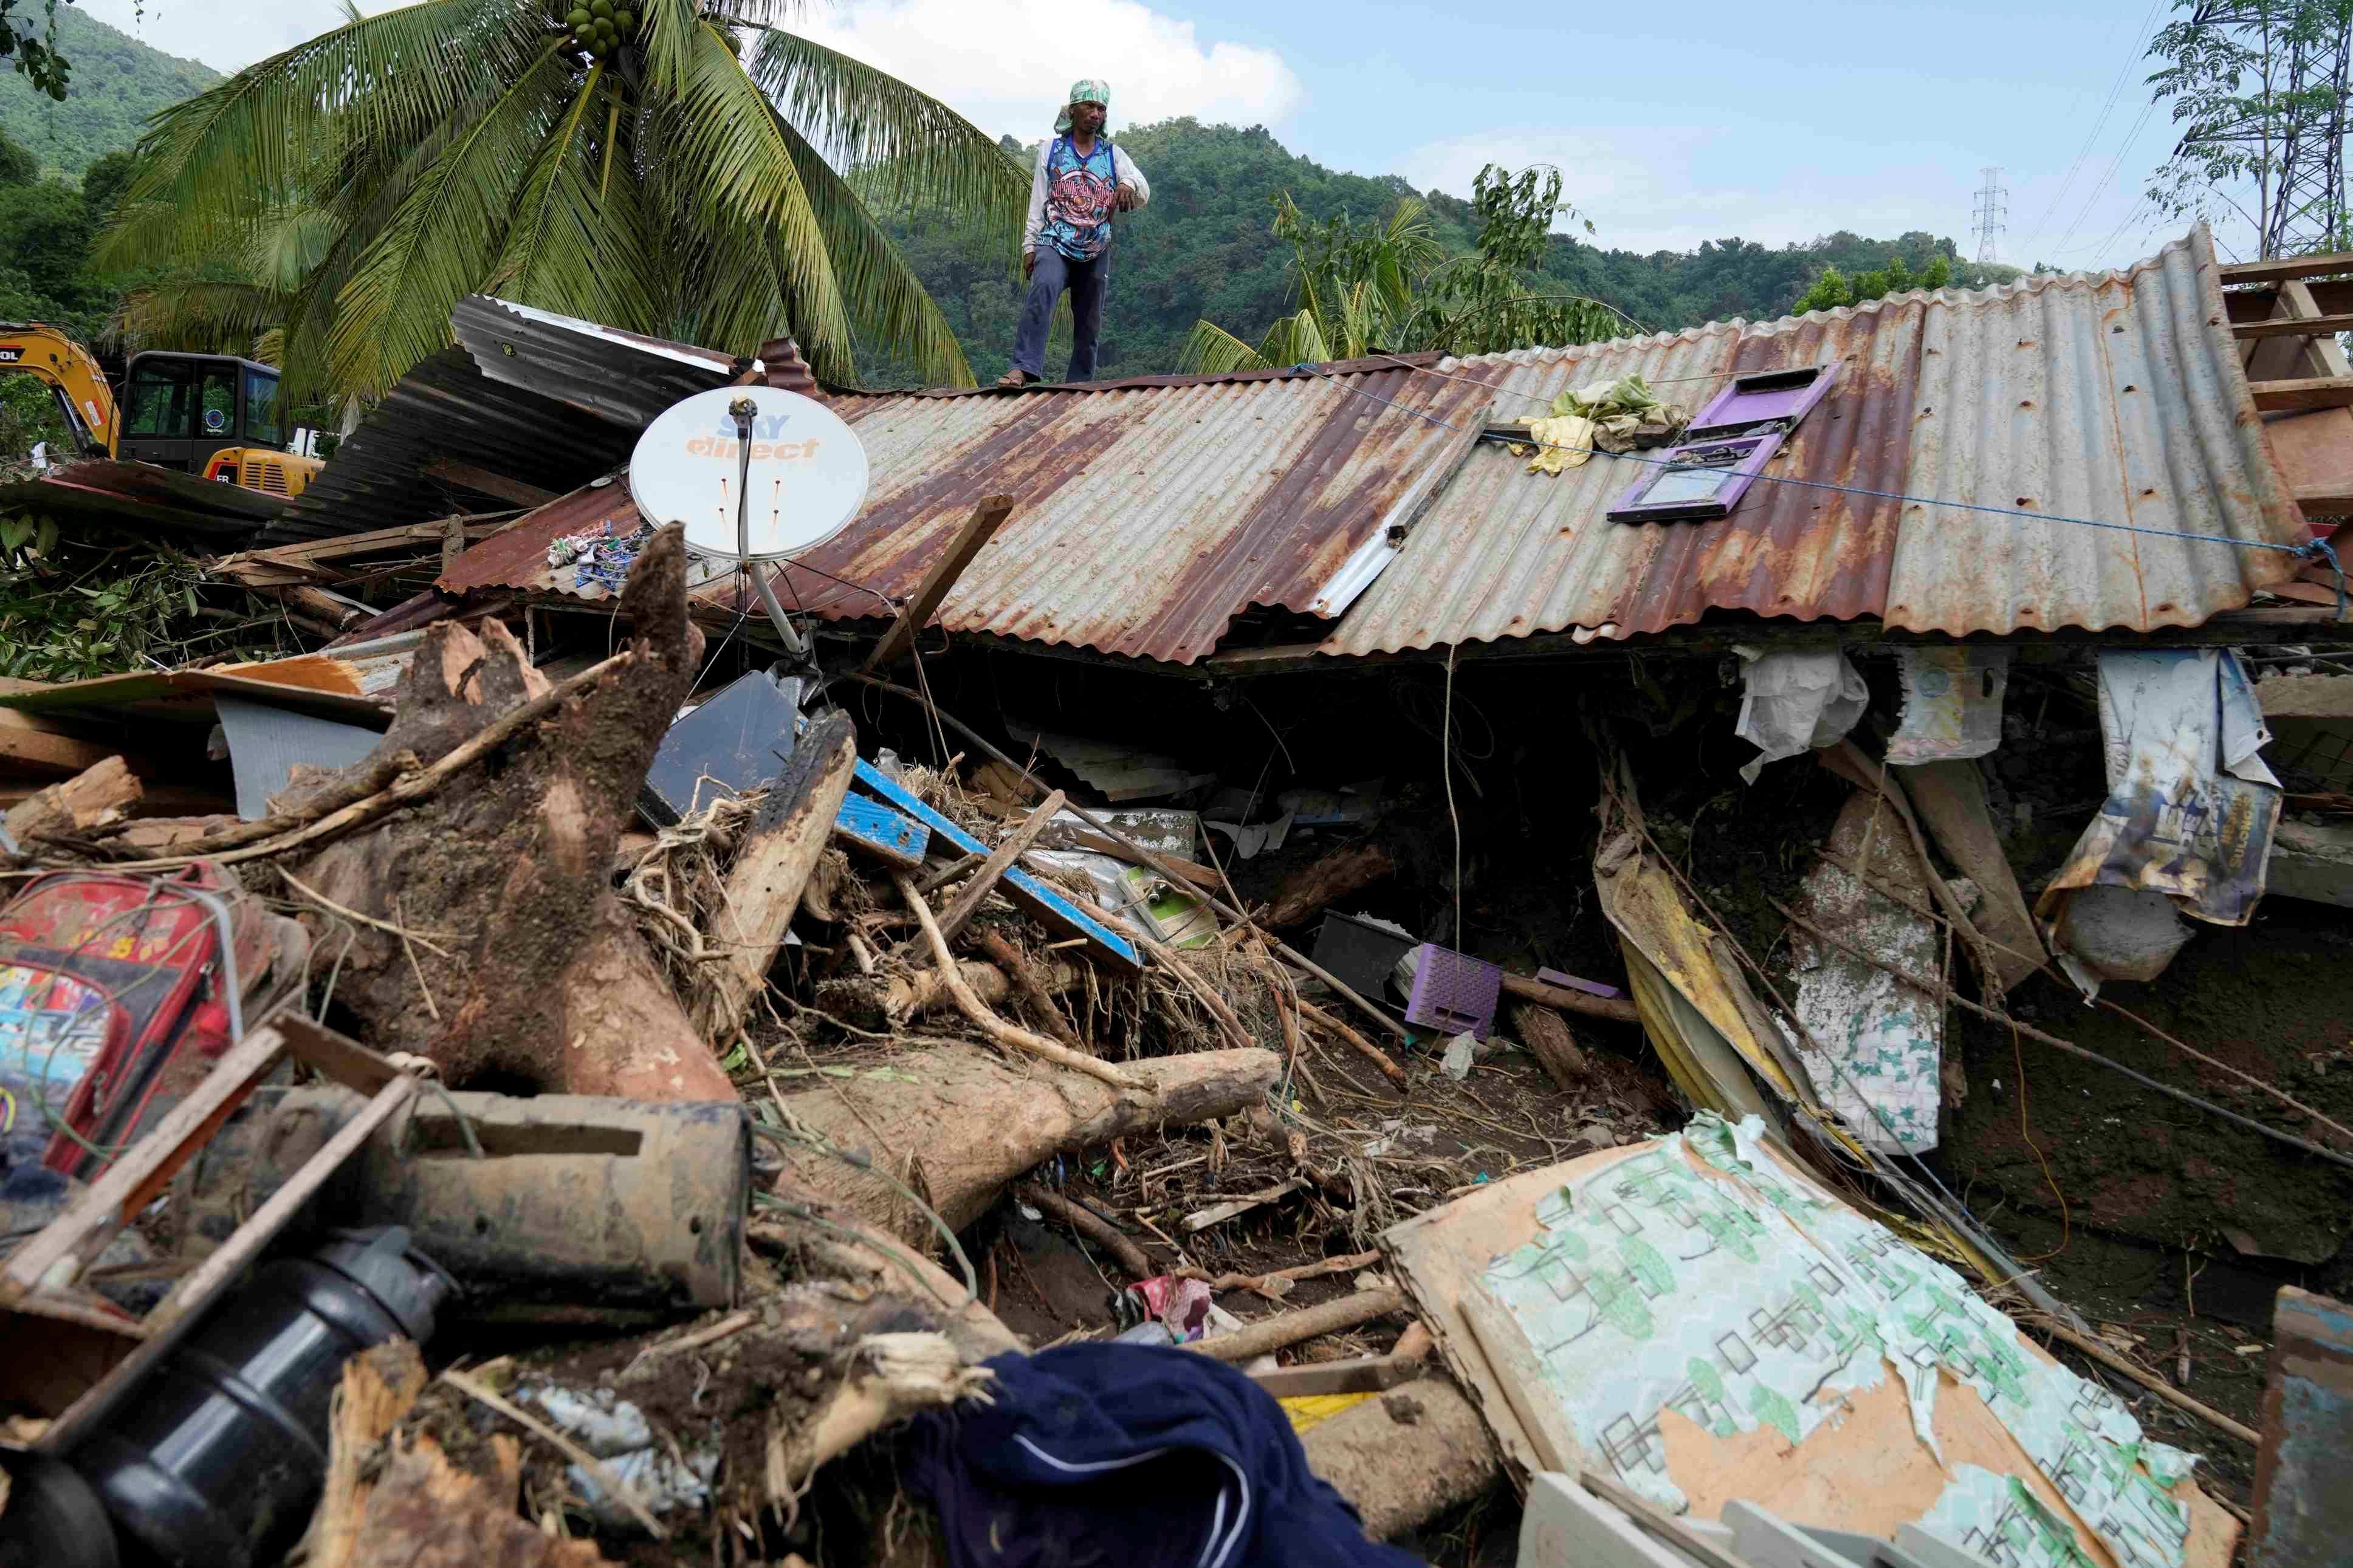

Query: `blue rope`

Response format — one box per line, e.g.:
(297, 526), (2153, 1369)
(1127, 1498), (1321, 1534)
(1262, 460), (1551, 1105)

(1290, 361), (2351, 619)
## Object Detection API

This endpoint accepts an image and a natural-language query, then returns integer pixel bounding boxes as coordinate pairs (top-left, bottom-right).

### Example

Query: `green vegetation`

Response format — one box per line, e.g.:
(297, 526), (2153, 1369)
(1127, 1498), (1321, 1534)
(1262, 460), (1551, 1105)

(1180, 165), (1635, 374)
(0, 5), (216, 177)
(111, 0), (1024, 398)
(1788, 252), (1958, 316)
(862, 119), (2022, 388)
(0, 0), (78, 104)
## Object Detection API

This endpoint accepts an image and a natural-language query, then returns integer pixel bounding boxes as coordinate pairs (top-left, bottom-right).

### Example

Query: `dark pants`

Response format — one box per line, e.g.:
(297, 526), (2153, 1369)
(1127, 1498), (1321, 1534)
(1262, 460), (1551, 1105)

(1013, 245), (1110, 382)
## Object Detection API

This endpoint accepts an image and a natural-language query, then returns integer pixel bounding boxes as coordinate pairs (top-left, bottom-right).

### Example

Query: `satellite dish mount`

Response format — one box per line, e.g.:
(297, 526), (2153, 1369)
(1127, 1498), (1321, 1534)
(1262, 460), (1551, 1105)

(628, 385), (872, 663)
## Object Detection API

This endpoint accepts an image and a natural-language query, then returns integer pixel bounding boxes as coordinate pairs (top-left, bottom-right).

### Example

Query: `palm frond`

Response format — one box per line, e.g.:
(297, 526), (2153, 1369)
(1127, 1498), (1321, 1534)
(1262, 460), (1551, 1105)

(769, 109), (974, 386)
(642, 19), (850, 368)
(746, 28), (1026, 250)
(490, 67), (661, 340)
(114, 281), (288, 359)
(1180, 319), (1273, 376)
(328, 37), (578, 395)
(127, 1), (542, 237)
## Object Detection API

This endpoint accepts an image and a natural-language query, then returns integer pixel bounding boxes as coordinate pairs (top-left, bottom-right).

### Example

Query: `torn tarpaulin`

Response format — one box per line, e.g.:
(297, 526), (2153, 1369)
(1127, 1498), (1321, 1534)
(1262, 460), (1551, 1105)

(2038, 649), (2282, 991)
(1733, 648), (1867, 784)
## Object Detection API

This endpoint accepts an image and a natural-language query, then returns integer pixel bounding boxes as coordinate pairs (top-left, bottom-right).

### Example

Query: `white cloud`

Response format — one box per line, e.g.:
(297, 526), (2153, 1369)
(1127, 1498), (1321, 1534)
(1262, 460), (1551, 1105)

(793, 0), (1302, 142)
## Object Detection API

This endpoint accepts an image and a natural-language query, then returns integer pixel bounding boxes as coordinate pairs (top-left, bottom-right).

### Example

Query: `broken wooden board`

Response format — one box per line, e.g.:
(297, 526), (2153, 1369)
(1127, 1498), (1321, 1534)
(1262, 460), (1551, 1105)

(850, 759), (1140, 971)
(1383, 1117), (2236, 1568)
(833, 792), (929, 871)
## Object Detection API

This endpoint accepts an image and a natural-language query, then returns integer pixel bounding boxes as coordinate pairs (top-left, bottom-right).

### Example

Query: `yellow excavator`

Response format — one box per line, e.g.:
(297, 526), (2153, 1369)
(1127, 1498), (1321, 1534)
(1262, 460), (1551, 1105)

(0, 323), (325, 497)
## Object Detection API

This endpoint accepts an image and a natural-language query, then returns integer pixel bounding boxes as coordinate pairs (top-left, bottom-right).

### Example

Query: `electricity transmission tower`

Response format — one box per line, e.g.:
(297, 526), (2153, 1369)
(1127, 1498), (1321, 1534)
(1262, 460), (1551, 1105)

(1973, 168), (2008, 264)
(2162, 1), (2353, 258)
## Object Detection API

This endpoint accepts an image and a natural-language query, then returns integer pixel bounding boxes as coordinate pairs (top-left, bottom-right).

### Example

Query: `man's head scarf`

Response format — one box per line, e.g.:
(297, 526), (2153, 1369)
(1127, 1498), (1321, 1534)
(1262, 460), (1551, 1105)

(1054, 79), (1110, 134)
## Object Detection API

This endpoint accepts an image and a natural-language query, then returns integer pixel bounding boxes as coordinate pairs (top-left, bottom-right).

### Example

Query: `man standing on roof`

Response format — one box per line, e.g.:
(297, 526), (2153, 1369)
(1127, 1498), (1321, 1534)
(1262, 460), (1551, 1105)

(997, 80), (1149, 388)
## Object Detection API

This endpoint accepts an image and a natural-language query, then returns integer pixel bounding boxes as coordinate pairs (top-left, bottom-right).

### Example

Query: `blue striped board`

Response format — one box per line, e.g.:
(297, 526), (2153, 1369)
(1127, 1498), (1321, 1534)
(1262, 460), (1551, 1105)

(850, 759), (1142, 973)
(833, 792), (930, 871)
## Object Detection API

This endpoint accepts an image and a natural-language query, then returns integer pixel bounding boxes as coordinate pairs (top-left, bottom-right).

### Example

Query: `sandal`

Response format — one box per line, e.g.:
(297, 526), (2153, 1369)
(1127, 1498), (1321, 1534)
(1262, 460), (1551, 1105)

(994, 368), (1037, 389)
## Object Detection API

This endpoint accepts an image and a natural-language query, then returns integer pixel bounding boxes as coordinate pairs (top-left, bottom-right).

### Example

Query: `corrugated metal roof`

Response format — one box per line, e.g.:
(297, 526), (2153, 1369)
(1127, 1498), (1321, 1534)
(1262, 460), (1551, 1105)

(0, 458), (286, 540)
(435, 227), (2312, 662)
(259, 346), (642, 544)
(443, 355), (1489, 664)
(1322, 225), (2306, 654)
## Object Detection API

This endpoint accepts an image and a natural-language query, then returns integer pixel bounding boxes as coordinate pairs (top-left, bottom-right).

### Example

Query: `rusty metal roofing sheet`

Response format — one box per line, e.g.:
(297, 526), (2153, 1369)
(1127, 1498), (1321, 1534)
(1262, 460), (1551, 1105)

(452, 296), (739, 429)
(437, 227), (2309, 662)
(0, 458), (286, 540)
(1320, 225), (2307, 655)
(443, 358), (1491, 664)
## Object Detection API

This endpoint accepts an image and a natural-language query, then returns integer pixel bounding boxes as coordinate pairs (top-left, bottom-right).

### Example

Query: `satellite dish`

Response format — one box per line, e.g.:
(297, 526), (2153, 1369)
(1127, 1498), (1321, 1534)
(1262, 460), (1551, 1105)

(628, 386), (869, 562)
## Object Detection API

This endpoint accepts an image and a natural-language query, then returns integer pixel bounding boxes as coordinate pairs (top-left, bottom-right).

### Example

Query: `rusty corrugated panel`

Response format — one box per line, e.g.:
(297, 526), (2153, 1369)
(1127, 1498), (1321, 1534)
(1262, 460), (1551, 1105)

(725, 361), (1488, 663)
(1321, 226), (2305, 654)
(452, 296), (740, 428)
(437, 482), (628, 594)
(0, 457), (286, 540)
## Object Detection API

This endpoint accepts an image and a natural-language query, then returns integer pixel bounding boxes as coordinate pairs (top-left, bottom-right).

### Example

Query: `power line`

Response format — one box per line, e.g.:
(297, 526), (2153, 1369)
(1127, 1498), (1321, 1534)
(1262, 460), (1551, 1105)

(2022, 0), (2171, 250)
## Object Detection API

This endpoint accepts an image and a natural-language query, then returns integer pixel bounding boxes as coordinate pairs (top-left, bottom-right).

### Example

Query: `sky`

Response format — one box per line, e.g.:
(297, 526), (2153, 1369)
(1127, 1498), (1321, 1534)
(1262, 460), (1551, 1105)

(78, 0), (2211, 270)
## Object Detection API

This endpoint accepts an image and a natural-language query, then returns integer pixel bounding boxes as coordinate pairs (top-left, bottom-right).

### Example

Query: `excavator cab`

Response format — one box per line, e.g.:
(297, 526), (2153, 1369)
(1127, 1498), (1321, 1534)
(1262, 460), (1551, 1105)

(0, 327), (323, 498)
(117, 352), (285, 475)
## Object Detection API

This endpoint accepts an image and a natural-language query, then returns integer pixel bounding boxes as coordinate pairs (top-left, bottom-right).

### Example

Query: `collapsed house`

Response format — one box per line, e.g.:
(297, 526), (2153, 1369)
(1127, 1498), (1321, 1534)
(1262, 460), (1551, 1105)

(0, 225), (2348, 1568)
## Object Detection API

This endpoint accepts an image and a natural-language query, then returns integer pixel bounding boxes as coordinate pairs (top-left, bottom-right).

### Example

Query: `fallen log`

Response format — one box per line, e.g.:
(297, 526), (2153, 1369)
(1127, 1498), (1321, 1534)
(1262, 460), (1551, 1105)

(1268, 843), (1396, 928)
(1297, 1378), (1500, 1541)
(771, 1044), (1280, 1244)
(695, 713), (858, 1043)
(1189, 1285), (1406, 1363)
(1, 755), (139, 861)
(1499, 971), (1641, 1024)
(1513, 1003), (1591, 1090)
(278, 526), (737, 1101)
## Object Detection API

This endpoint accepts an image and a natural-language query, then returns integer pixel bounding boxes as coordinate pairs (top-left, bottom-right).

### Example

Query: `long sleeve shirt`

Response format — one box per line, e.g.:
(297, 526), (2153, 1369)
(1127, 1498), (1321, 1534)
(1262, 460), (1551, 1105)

(1022, 137), (1149, 256)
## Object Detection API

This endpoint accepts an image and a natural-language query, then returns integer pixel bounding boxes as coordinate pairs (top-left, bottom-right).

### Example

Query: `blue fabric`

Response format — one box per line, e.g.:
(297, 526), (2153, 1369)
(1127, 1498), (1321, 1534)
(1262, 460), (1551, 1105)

(902, 1344), (1426, 1568)
(1012, 245), (1110, 382)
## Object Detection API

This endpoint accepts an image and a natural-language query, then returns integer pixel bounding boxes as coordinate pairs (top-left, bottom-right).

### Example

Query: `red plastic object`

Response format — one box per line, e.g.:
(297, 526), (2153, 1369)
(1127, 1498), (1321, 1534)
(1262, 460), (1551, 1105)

(1404, 943), (1502, 1040)
(0, 864), (267, 1179)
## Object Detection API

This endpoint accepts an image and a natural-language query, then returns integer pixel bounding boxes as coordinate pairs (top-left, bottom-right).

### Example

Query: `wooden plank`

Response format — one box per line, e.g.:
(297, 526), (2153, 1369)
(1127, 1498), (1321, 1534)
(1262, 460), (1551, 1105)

(2295, 482), (2353, 514)
(0, 710), (138, 780)
(2221, 252), (2353, 286)
(933, 788), (1065, 945)
(423, 460), (556, 508)
(696, 713), (859, 1042)
(833, 792), (929, 871)
(2251, 377), (2353, 412)
(2236, 312), (2353, 340)
(1245, 1352), (1424, 1399)
(0, 1022), (291, 1302)
(851, 759), (1140, 971)
(862, 495), (1011, 671)
(38, 1072), (420, 1453)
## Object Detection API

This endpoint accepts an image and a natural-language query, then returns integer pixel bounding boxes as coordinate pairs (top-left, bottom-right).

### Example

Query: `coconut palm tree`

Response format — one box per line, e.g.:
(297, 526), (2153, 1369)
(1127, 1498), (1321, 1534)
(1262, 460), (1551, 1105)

(101, 1), (1024, 398)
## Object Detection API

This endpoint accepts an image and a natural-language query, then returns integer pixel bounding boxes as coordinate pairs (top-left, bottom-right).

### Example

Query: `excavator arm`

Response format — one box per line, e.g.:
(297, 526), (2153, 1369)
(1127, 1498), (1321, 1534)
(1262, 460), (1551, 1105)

(0, 324), (119, 457)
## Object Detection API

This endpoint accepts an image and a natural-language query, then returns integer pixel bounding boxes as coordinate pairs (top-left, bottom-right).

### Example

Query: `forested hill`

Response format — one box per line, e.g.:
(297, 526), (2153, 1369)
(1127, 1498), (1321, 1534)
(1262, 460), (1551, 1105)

(866, 118), (2020, 388)
(0, 7), (218, 179)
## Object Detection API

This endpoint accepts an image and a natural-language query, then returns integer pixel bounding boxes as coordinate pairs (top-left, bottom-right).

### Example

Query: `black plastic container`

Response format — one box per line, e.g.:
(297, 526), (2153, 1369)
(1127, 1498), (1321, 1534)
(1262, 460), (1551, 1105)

(66, 1227), (452, 1568)
(1310, 911), (1415, 1006)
